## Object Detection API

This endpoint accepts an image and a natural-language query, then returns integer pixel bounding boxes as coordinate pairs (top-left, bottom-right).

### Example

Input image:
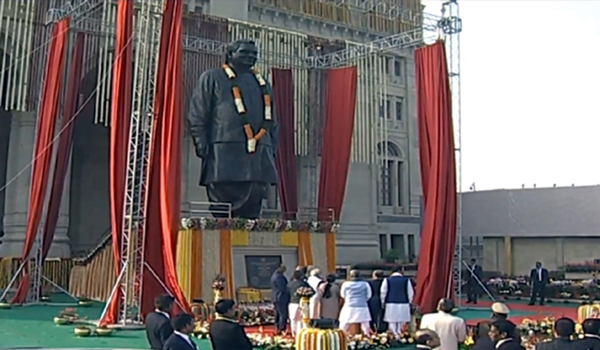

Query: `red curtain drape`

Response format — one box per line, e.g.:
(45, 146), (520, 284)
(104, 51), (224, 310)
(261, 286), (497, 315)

(103, 0), (134, 324)
(142, 0), (189, 317)
(41, 32), (85, 260)
(272, 68), (298, 220)
(414, 41), (458, 314)
(11, 18), (70, 304)
(317, 66), (358, 222)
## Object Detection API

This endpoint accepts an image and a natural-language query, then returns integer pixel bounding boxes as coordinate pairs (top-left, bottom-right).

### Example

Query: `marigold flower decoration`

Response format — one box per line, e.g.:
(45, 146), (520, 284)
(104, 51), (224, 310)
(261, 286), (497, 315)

(295, 286), (315, 298)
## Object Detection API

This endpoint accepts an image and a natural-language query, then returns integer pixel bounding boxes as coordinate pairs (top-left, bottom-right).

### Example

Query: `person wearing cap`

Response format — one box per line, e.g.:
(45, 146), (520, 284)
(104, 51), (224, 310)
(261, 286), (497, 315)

(491, 302), (510, 322)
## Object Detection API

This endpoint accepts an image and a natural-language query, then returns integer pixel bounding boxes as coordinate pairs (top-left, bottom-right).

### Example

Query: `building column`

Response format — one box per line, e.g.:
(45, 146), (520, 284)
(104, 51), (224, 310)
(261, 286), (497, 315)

(504, 236), (513, 276)
(51, 155), (71, 258)
(0, 111), (70, 258)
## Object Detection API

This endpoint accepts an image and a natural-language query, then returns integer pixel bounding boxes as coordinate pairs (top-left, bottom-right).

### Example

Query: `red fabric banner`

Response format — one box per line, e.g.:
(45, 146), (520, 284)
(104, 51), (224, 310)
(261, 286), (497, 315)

(142, 0), (189, 316)
(317, 66), (358, 222)
(41, 32), (85, 260)
(11, 18), (70, 304)
(272, 68), (298, 220)
(414, 41), (458, 314)
(103, 0), (134, 324)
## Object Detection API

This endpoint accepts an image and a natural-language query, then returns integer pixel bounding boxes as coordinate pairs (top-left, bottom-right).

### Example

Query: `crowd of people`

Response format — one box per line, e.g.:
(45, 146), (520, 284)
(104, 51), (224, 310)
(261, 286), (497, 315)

(145, 295), (254, 350)
(142, 262), (600, 350)
(270, 264), (415, 337)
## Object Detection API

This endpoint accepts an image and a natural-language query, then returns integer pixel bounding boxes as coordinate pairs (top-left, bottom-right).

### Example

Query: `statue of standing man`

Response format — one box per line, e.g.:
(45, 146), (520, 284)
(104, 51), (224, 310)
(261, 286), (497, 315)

(187, 39), (279, 219)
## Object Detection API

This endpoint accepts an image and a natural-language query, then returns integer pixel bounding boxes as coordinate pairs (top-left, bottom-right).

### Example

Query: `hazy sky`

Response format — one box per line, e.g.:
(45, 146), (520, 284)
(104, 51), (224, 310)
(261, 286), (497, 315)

(421, 0), (600, 191)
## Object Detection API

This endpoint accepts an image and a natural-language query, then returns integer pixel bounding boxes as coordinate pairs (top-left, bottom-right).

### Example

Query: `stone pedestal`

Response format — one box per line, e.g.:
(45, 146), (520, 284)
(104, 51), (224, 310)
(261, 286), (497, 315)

(0, 111), (70, 258)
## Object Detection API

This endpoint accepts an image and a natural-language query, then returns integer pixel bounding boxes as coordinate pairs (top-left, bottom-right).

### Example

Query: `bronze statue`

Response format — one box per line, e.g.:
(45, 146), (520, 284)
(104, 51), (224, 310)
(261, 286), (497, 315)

(187, 39), (279, 219)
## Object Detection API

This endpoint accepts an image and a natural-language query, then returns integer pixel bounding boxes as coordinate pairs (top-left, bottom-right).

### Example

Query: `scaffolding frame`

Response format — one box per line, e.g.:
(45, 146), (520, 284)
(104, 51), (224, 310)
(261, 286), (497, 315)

(96, 0), (164, 325)
(437, 0), (464, 308)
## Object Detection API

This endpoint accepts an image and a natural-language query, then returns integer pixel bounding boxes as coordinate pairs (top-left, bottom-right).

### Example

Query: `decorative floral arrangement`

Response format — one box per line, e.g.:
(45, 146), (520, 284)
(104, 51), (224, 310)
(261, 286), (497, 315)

(237, 301), (276, 326)
(248, 333), (295, 350)
(485, 277), (600, 302)
(212, 275), (226, 291)
(180, 217), (339, 234)
(58, 307), (80, 322)
(295, 286), (316, 298)
(242, 331), (482, 350)
(194, 320), (210, 339)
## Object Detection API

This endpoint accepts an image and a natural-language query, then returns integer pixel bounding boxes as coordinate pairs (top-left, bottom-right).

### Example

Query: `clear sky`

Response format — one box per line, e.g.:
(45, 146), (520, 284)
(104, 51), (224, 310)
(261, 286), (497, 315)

(421, 0), (600, 191)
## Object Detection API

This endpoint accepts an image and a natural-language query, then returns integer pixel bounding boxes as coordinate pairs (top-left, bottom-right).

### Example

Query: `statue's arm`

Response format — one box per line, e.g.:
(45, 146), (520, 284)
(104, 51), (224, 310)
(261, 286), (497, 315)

(187, 72), (214, 158)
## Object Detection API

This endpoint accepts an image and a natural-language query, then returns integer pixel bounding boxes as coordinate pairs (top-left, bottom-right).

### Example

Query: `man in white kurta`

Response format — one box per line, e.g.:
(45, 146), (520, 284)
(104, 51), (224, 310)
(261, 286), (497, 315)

(307, 268), (323, 318)
(339, 270), (372, 335)
(380, 267), (414, 335)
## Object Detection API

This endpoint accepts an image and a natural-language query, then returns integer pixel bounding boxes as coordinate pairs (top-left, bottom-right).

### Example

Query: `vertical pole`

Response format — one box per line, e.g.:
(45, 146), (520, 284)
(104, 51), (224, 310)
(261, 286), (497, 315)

(440, 0), (463, 307)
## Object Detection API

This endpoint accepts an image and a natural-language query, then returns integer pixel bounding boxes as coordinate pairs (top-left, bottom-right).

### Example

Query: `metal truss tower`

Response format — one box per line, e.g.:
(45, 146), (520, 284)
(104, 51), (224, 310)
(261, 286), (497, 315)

(99, 0), (164, 324)
(438, 0), (464, 307)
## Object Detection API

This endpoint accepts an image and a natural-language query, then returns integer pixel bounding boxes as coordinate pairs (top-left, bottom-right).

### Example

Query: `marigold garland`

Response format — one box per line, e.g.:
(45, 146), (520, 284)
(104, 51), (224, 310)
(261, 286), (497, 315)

(223, 64), (272, 153)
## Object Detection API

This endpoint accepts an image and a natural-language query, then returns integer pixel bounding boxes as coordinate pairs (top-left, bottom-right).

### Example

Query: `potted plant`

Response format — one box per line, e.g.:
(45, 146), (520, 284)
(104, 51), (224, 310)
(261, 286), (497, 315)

(0, 298), (10, 309)
(95, 325), (113, 337)
(74, 326), (92, 337)
(78, 298), (93, 307)
(53, 316), (70, 325)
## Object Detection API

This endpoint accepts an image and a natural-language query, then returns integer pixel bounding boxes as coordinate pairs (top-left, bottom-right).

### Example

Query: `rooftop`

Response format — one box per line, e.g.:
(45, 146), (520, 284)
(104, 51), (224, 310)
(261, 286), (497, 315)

(461, 185), (600, 237)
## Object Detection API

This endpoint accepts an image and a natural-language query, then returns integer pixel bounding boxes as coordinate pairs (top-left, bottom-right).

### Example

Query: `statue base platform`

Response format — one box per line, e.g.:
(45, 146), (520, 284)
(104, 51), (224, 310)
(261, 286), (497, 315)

(177, 217), (338, 303)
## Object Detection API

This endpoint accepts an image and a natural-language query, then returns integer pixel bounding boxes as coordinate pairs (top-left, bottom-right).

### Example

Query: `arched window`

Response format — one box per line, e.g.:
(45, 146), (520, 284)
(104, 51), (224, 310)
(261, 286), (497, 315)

(377, 141), (404, 209)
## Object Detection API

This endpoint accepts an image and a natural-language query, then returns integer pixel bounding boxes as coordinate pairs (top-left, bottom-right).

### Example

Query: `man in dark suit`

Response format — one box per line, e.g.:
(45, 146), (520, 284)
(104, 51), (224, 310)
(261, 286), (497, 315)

(535, 317), (579, 350)
(145, 294), (175, 350)
(529, 261), (549, 306)
(163, 313), (198, 350)
(209, 299), (253, 350)
(271, 264), (290, 334)
(575, 318), (600, 350)
(367, 270), (387, 333)
(489, 320), (524, 350)
(466, 258), (483, 304)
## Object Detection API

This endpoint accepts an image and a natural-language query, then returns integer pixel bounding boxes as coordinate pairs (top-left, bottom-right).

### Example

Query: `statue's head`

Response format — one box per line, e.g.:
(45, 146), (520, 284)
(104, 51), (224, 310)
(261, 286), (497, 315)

(225, 39), (258, 70)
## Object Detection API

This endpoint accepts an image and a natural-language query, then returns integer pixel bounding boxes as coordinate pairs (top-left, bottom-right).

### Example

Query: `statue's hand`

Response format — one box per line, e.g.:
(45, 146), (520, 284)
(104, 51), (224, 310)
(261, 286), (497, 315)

(195, 144), (207, 159)
(247, 139), (257, 153)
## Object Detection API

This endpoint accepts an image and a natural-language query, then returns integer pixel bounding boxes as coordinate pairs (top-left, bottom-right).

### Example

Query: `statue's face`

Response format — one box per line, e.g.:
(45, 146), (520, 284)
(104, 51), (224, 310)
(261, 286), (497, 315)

(230, 42), (258, 69)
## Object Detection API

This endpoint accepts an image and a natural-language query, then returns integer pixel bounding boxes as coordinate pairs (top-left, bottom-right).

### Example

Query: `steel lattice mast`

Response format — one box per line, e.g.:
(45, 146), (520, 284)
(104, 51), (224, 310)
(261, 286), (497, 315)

(438, 0), (464, 307)
(99, 0), (164, 324)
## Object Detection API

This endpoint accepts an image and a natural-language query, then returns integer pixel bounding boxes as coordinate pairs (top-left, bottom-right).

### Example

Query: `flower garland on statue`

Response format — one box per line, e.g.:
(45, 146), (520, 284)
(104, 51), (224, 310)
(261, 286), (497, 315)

(222, 64), (272, 154)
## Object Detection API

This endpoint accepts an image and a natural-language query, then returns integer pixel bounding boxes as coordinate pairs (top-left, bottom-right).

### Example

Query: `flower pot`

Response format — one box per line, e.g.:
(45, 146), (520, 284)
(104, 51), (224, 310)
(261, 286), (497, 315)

(54, 317), (69, 325)
(74, 327), (92, 337)
(78, 300), (93, 307)
(96, 328), (113, 337)
(41, 296), (51, 302)
(0, 302), (11, 310)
